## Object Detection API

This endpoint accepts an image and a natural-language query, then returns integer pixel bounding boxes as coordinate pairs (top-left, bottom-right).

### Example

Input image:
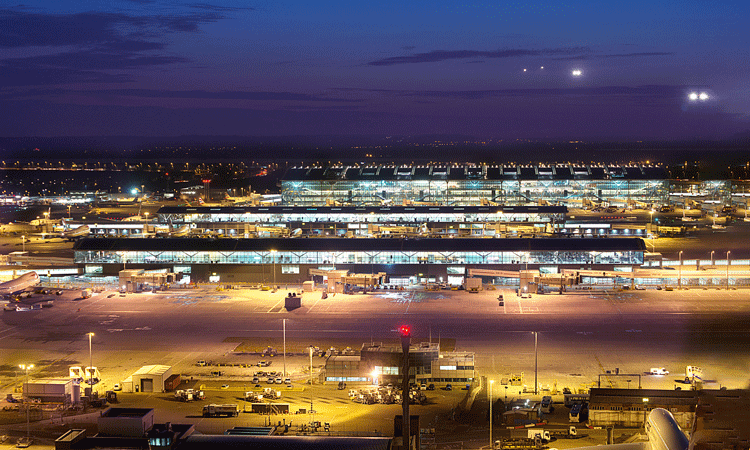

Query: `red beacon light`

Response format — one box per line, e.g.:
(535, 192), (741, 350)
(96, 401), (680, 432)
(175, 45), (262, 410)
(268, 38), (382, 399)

(399, 325), (411, 337)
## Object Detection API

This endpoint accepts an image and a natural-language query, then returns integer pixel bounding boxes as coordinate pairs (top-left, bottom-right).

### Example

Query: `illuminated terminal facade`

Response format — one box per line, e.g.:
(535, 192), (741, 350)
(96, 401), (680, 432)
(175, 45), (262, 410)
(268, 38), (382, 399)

(73, 237), (645, 284)
(281, 164), (670, 207)
(280, 164), (750, 207)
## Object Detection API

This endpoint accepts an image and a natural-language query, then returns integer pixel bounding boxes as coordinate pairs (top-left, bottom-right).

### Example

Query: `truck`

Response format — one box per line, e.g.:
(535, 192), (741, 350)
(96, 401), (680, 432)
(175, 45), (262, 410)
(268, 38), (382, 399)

(175, 389), (202, 401)
(540, 395), (553, 414)
(263, 388), (281, 399)
(244, 391), (263, 402)
(81, 289), (92, 299)
(527, 429), (551, 443)
(202, 404), (239, 417)
(464, 277), (482, 293)
(649, 367), (669, 375)
(685, 365), (704, 383)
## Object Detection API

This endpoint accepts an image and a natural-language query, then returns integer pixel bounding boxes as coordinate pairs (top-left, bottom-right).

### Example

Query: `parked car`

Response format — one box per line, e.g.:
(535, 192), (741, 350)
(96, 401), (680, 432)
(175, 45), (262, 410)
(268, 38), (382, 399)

(443, 384), (452, 391)
(267, 377), (275, 384)
(113, 383), (122, 391)
(427, 384), (435, 390)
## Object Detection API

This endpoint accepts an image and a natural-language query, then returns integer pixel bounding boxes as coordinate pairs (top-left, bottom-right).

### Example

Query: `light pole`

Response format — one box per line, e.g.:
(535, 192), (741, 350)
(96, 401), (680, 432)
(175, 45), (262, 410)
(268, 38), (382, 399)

(710, 250), (715, 266)
(726, 250), (731, 290)
(489, 379), (495, 450)
(87, 332), (94, 391)
(399, 325), (412, 449)
(282, 319), (286, 378)
(271, 249), (277, 288)
(19, 363), (33, 441)
(533, 332), (538, 395)
(309, 347), (314, 413)
(678, 251), (683, 289)
(21, 235), (25, 252)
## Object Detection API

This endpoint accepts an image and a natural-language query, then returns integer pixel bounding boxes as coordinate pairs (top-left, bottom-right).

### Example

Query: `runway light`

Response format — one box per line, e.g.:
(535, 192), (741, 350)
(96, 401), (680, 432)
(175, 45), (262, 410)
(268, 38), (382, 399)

(572, 69), (582, 77)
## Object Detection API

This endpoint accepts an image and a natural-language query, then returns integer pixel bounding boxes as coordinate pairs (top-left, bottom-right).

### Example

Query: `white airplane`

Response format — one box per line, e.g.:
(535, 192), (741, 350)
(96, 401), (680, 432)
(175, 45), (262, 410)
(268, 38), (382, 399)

(0, 272), (40, 298)
(170, 224), (191, 237)
(62, 225), (90, 240)
(155, 223), (191, 237)
(569, 408), (688, 450)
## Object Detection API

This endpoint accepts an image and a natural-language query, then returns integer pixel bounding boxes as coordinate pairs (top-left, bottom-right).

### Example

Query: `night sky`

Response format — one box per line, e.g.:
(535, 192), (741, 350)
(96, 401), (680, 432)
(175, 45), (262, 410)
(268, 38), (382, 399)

(1, 0), (749, 140)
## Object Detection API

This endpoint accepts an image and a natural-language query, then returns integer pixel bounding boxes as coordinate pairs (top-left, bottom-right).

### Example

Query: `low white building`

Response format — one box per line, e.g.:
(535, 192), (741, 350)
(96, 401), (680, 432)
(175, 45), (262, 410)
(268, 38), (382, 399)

(24, 378), (77, 404)
(122, 365), (172, 393)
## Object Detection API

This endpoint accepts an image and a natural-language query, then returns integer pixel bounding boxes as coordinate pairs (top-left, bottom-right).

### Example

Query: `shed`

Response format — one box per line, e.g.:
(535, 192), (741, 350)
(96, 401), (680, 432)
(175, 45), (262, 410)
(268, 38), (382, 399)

(124, 365), (173, 393)
(24, 378), (75, 404)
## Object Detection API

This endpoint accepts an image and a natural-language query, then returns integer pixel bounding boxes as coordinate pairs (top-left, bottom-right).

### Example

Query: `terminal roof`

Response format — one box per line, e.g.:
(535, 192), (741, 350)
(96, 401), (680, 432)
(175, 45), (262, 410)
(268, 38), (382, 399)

(156, 205), (567, 215)
(282, 164), (668, 181)
(73, 237), (646, 252)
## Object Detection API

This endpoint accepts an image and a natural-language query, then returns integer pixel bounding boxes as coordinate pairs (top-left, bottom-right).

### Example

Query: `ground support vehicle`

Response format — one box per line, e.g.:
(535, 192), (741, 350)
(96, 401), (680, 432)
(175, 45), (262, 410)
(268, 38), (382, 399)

(202, 404), (239, 417)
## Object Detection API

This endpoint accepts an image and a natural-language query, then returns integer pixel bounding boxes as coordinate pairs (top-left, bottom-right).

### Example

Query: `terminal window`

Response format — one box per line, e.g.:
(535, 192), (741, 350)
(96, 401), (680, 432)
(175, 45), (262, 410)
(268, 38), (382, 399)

(281, 265), (299, 274)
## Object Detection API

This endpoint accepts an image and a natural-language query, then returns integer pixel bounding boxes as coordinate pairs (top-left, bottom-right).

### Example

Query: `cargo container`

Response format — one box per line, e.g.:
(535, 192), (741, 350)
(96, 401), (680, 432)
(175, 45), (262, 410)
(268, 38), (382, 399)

(164, 374), (181, 391)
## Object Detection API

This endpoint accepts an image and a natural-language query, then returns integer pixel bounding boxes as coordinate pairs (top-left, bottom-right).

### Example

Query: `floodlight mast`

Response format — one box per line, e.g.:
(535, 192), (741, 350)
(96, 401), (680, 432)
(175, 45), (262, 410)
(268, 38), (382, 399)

(400, 325), (411, 449)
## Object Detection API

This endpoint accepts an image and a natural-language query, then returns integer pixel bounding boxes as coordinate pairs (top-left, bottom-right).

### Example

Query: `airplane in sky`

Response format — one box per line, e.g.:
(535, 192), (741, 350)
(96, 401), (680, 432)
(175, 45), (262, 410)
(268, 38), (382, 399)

(0, 272), (40, 298)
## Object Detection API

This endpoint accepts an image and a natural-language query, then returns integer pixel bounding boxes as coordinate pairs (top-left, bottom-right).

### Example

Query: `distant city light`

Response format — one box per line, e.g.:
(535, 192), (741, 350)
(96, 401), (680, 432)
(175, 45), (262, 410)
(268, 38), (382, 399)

(523, 68), (527, 72)
(572, 69), (582, 77)
(688, 91), (710, 101)
(540, 66), (544, 69)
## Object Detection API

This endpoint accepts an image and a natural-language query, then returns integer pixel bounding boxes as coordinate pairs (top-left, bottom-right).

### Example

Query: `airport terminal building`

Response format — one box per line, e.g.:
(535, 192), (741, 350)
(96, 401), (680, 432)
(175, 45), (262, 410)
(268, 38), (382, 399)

(73, 237), (646, 284)
(280, 164), (750, 208)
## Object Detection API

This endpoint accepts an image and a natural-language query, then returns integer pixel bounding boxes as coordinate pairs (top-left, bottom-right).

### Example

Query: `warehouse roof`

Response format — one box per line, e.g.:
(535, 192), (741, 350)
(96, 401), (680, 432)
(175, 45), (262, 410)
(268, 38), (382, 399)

(74, 237), (646, 252)
(132, 365), (171, 376)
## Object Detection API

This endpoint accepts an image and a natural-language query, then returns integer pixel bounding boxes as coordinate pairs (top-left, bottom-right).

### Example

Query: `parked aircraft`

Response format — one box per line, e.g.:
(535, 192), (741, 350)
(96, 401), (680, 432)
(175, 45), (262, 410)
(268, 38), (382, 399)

(0, 272), (40, 298)
(562, 408), (687, 450)
(62, 225), (90, 241)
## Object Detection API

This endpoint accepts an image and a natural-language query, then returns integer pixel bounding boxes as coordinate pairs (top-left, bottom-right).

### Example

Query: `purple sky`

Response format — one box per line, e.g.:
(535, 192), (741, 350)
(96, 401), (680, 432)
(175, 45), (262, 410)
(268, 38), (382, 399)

(1, 0), (749, 140)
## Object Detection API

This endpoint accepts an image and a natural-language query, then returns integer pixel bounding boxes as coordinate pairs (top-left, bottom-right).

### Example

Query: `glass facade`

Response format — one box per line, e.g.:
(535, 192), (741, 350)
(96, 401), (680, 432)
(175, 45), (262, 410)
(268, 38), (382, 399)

(75, 249), (644, 266)
(281, 178), (670, 207)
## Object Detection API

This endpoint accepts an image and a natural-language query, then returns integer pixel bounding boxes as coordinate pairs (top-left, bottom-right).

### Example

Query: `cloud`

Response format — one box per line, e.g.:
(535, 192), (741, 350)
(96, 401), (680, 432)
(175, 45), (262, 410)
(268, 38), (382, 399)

(368, 47), (589, 66)
(7, 88), (363, 103)
(336, 85), (689, 101)
(553, 51), (675, 60)
(187, 3), (254, 12)
(0, 6), (244, 86)
(0, 67), (133, 87)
